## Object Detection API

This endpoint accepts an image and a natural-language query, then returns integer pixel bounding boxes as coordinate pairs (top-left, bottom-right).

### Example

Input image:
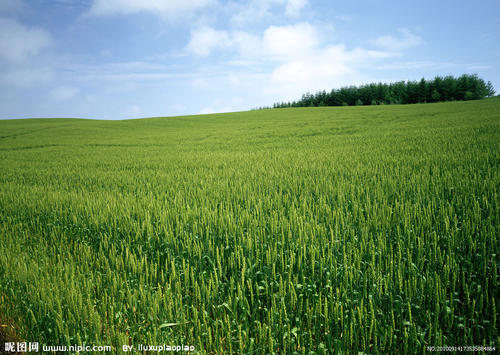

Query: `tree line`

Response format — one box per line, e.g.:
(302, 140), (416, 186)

(269, 74), (495, 109)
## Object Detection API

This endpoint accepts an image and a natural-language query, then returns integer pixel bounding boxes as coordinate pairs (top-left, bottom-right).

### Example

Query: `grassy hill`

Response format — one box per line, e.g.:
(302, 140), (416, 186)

(0, 99), (499, 353)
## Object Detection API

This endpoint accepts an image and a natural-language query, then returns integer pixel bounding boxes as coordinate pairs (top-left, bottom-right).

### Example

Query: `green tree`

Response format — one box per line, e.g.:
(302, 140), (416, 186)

(486, 81), (495, 97)
(272, 74), (494, 108)
(464, 91), (474, 100)
(431, 89), (441, 102)
(442, 76), (457, 101)
(418, 78), (429, 103)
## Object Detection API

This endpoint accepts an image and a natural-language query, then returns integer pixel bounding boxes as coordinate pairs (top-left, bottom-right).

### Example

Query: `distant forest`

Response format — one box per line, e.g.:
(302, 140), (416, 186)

(270, 74), (495, 108)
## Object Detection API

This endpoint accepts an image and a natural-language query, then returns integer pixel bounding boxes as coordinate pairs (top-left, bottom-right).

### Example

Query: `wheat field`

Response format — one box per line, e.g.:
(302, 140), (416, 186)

(0, 99), (499, 353)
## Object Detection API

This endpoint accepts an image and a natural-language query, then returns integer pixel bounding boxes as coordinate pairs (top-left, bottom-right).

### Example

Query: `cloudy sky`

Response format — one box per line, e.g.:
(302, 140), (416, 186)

(1, 0), (499, 119)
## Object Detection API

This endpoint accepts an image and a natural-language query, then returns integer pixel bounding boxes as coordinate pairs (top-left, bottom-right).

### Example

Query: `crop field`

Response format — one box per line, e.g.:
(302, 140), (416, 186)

(0, 99), (499, 353)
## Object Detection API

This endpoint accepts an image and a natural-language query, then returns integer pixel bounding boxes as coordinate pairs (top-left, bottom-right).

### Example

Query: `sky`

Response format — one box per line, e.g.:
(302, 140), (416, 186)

(0, 0), (499, 119)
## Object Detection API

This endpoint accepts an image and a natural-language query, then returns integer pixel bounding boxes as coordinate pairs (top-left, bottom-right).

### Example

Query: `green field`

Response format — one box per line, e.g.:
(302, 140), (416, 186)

(0, 99), (499, 353)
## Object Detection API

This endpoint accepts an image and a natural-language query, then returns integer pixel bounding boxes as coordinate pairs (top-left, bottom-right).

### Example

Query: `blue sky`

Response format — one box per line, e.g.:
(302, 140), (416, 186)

(0, 0), (499, 119)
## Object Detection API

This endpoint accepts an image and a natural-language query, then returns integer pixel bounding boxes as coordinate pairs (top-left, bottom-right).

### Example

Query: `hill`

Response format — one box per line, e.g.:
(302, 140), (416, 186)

(0, 99), (499, 353)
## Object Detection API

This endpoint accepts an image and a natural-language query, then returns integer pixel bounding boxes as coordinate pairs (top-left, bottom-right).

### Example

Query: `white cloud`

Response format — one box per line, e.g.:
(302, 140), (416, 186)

(0, 18), (51, 62)
(373, 28), (424, 52)
(266, 44), (358, 99)
(87, 0), (212, 18)
(230, 0), (309, 24)
(230, 0), (281, 25)
(49, 86), (80, 101)
(184, 21), (408, 104)
(285, 0), (308, 17)
(186, 27), (231, 56)
(230, 31), (262, 57)
(270, 46), (351, 83)
(263, 23), (318, 59)
(186, 23), (320, 59)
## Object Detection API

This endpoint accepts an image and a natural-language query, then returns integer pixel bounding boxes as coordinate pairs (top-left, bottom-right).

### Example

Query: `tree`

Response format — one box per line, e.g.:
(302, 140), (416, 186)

(431, 89), (441, 102)
(406, 81), (419, 104)
(271, 74), (494, 108)
(442, 76), (457, 101)
(486, 81), (495, 97)
(432, 76), (443, 99)
(418, 78), (429, 103)
(376, 83), (388, 103)
(391, 81), (407, 104)
(456, 74), (470, 101)
(464, 91), (474, 101)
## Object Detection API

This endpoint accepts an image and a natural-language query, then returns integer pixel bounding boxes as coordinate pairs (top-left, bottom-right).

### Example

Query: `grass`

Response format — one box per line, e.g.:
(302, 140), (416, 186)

(0, 99), (499, 353)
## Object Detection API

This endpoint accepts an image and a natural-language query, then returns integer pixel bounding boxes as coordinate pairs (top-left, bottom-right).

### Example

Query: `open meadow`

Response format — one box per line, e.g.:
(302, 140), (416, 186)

(0, 99), (499, 353)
